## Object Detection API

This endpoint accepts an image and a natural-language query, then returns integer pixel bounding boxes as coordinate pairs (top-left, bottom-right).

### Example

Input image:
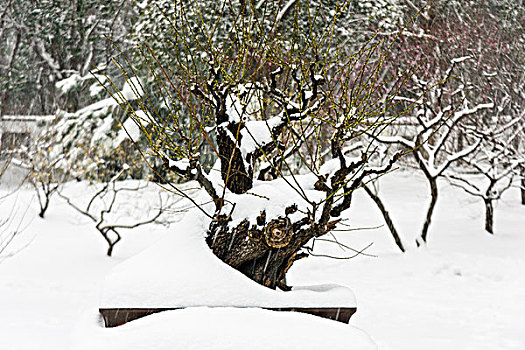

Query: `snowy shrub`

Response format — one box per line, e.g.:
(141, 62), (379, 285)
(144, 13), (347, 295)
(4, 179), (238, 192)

(58, 168), (165, 256)
(37, 78), (148, 182)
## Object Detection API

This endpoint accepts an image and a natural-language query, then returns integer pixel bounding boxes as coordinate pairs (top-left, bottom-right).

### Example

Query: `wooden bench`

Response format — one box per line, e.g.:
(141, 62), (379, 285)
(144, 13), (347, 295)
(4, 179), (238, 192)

(99, 306), (357, 328)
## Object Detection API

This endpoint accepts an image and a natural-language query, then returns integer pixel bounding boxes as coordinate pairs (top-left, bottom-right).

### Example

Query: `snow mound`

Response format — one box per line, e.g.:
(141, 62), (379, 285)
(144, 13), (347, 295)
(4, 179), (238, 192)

(100, 208), (356, 308)
(121, 77), (145, 100)
(72, 307), (376, 350)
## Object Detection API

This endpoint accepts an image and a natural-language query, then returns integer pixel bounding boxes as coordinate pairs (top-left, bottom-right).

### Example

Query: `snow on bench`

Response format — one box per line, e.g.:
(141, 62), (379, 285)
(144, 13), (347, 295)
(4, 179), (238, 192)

(99, 210), (357, 327)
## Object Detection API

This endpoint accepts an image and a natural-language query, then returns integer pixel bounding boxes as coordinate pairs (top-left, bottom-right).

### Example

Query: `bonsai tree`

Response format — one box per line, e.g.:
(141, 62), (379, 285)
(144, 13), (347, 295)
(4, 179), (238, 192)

(107, 0), (418, 290)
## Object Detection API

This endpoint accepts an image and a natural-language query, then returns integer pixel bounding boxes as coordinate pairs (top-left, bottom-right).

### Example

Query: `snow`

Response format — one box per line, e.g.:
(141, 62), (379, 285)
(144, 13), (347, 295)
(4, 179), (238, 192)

(89, 81), (106, 98)
(72, 308), (376, 350)
(76, 96), (116, 116)
(1, 170), (525, 349)
(167, 157), (190, 171)
(49, 79), (149, 173)
(225, 93), (244, 123)
(451, 55), (472, 64)
(289, 170), (525, 349)
(304, 90), (314, 100)
(56, 73), (109, 97)
(122, 117), (141, 142)
(1, 115), (55, 122)
(120, 77), (145, 100)
(56, 74), (83, 94)
(113, 117), (142, 148)
(224, 83), (263, 124)
(221, 174), (322, 228)
(91, 113), (115, 145)
(239, 117), (282, 157)
(100, 209), (356, 308)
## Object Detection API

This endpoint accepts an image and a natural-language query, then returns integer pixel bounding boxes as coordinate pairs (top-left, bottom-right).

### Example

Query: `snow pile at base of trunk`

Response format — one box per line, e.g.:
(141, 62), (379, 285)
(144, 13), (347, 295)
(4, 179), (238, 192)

(225, 175), (324, 227)
(100, 209), (356, 308)
(72, 308), (376, 350)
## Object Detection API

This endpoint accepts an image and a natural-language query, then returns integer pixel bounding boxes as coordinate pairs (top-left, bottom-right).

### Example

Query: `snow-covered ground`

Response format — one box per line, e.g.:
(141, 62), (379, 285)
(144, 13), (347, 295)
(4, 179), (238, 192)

(1, 170), (524, 349)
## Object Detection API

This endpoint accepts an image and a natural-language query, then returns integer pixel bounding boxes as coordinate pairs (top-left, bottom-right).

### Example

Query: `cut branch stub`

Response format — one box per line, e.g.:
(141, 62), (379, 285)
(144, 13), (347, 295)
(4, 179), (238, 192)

(256, 210), (266, 226)
(285, 204), (298, 215)
(248, 227), (263, 242)
(314, 175), (331, 192)
(265, 217), (293, 248)
(325, 219), (341, 233)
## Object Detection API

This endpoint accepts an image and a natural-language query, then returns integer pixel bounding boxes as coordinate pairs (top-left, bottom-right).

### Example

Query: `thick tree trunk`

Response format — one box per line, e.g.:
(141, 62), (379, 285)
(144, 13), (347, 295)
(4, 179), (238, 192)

(484, 199), (494, 234)
(216, 122), (253, 194)
(363, 185), (405, 252)
(207, 208), (313, 290)
(420, 177), (438, 244)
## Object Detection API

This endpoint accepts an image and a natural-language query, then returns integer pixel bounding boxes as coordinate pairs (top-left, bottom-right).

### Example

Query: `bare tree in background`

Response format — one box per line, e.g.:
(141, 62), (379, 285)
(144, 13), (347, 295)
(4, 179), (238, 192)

(59, 167), (164, 256)
(371, 57), (493, 245)
(58, 167), (165, 256)
(447, 115), (525, 234)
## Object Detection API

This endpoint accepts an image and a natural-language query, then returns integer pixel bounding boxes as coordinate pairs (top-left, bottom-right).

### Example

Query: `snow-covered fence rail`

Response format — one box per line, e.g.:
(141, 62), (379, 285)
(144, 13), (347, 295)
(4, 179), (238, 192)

(0, 115), (55, 153)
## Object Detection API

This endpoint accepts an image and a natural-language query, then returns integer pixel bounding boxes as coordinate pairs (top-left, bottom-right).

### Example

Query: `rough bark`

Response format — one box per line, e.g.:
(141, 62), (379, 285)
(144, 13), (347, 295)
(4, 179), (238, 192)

(216, 122), (253, 194)
(207, 208), (313, 290)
